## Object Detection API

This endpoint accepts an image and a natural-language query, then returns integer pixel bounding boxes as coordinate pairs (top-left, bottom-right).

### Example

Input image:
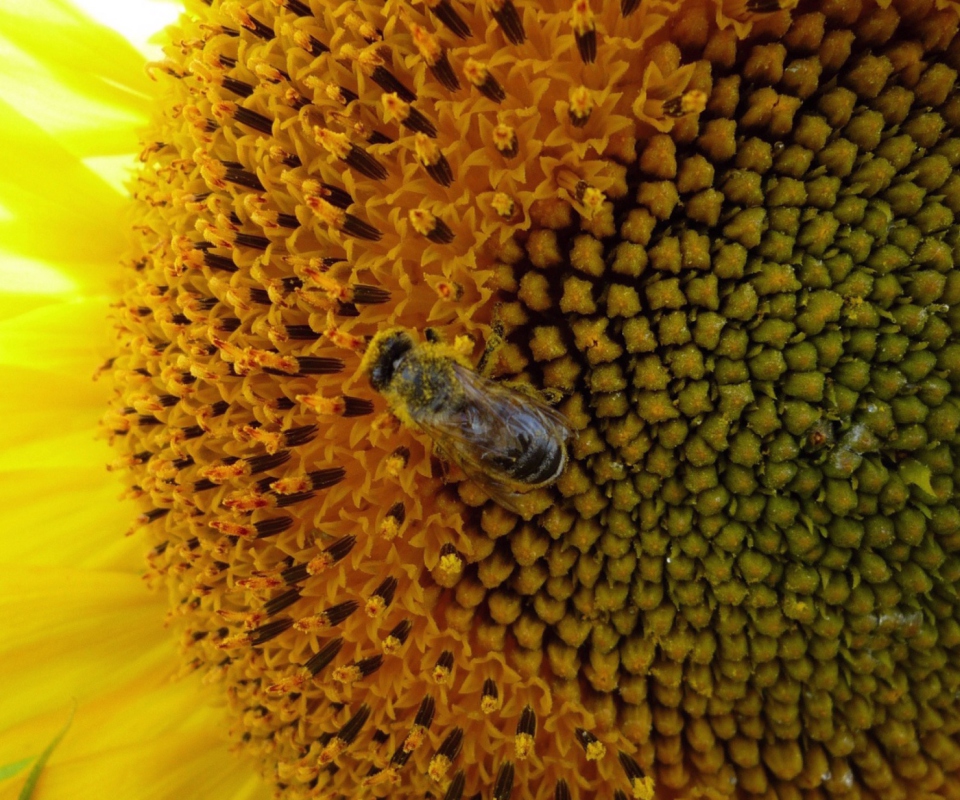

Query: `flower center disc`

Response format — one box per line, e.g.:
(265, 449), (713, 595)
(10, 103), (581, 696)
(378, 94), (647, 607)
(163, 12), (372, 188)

(113, 0), (960, 797)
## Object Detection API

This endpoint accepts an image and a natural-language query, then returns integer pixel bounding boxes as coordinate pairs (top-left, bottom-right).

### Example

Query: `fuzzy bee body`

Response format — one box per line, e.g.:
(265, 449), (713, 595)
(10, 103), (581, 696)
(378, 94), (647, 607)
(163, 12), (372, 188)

(362, 328), (572, 507)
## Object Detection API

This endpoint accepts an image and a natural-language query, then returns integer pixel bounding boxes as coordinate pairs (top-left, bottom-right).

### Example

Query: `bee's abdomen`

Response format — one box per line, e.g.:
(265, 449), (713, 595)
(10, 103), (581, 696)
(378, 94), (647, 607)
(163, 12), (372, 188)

(509, 436), (565, 486)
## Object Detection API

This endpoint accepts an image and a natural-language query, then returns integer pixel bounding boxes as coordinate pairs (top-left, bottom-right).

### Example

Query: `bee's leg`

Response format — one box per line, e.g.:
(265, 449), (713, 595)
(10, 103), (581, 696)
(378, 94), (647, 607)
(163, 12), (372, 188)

(501, 379), (563, 405)
(477, 306), (506, 377)
(424, 328), (441, 343)
(539, 387), (564, 406)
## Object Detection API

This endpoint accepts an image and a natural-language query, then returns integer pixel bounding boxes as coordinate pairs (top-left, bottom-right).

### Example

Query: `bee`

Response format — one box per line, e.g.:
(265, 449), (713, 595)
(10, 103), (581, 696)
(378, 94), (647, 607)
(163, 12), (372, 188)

(360, 327), (573, 510)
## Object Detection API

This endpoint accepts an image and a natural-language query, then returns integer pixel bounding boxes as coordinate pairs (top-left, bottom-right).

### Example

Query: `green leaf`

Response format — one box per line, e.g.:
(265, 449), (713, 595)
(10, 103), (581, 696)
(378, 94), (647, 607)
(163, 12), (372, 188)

(901, 459), (935, 496)
(0, 757), (33, 782)
(18, 705), (75, 800)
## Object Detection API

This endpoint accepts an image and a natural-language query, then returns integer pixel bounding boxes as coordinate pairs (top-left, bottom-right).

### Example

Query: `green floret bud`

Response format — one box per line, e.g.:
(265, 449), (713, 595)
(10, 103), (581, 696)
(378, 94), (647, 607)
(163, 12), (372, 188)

(749, 349), (787, 381)
(911, 270), (948, 305)
(916, 201), (954, 234)
(870, 366), (907, 399)
(753, 526), (781, 555)
(723, 464), (758, 496)
(856, 550), (892, 583)
(895, 508), (928, 547)
(901, 349), (938, 383)
(822, 571), (851, 605)
(836, 227), (875, 263)
(884, 182), (925, 216)
(716, 327), (749, 359)
(733, 494), (765, 524)
(768, 432), (800, 463)
(738, 550), (773, 584)
(718, 383), (755, 417)
(752, 262), (801, 295)
(715, 358), (750, 385)
(775, 144), (814, 178)
(676, 381), (713, 417)
(784, 371), (825, 402)
(856, 459), (889, 496)
(783, 563), (819, 594)
(871, 274), (903, 309)
(781, 400), (820, 436)
(685, 273), (719, 309)
(895, 562), (933, 596)
(684, 435), (716, 468)
(658, 419), (688, 449)
(913, 537), (946, 573)
(862, 203), (894, 238)
(861, 401), (896, 437)
(824, 479), (859, 515)
(789, 465), (822, 497)
(867, 242), (912, 274)
(632, 355), (670, 390)
(831, 385), (859, 416)
(927, 401), (960, 440)
(834, 358), (871, 391)
(666, 344), (705, 379)
(824, 446), (862, 478)
(646, 277), (686, 310)
(692, 312), (726, 350)
(610, 242), (647, 277)
(797, 214), (840, 256)
(757, 231), (794, 262)
(751, 319), (796, 348)
(892, 396), (929, 425)
(797, 291), (843, 334)
(805, 175), (840, 209)
(695, 486), (729, 517)
(746, 396), (782, 437)
(864, 515), (897, 550)
(876, 332), (910, 362)
(728, 430), (761, 466)
(723, 284), (759, 320)
(658, 312), (691, 345)
(832, 196), (868, 224)
(761, 462), (799, 490)
(896, 423), (928, 451)
(621, 316), (657, 353)
(879, 473), (911, 513)
(818, 137), (858, 174)
(768, 206), (800, 236)
(797, 254), (832, 288)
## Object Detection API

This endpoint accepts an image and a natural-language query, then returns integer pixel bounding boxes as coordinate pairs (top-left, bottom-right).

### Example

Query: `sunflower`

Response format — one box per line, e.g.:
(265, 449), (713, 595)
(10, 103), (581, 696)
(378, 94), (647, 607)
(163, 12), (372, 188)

(9, 0), (960, 797)
(0, 2), (266, 798)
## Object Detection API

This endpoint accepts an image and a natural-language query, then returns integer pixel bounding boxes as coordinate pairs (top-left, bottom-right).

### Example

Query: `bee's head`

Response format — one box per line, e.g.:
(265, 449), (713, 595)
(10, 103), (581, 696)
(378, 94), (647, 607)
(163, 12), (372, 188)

(365, 329), (415, 393)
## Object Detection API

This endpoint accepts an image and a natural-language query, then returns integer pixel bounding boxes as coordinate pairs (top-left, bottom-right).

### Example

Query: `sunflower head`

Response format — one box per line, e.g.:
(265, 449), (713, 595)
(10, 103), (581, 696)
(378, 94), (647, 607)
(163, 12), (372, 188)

(111, 0), (960, 797)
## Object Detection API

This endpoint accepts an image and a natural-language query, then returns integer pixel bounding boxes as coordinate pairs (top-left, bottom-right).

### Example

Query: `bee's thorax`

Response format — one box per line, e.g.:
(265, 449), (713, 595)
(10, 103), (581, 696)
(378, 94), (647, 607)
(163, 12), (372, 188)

(390, 354), (465, 420)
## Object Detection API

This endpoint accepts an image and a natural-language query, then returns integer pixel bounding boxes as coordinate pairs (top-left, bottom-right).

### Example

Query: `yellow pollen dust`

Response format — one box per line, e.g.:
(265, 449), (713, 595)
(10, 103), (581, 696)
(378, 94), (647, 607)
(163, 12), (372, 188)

(414, 133), (443, 166)
(480, 694), (501, 715)
(364, 596), (386, 618)
(408, 208), (438, 236)
(492, 123), (516, 150)
(428, 753), (451, 783)
(631, 776), (656, 800)
(332, 665), (362, 685)
(514, 732), (535, 760)
(381, 635), (403, 655)
(462, 58), (489, 87)
(585, 740), (606, 761)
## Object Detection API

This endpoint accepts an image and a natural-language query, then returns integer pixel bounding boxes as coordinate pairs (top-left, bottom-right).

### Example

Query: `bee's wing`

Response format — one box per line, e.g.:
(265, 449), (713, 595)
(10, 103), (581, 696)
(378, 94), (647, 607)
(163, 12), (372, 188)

(414, 364), (572, 502)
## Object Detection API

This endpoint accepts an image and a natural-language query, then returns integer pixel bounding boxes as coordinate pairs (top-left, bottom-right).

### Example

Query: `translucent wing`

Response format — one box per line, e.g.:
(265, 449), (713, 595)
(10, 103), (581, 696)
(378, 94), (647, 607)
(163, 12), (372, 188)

(411, 364), (572, 508)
